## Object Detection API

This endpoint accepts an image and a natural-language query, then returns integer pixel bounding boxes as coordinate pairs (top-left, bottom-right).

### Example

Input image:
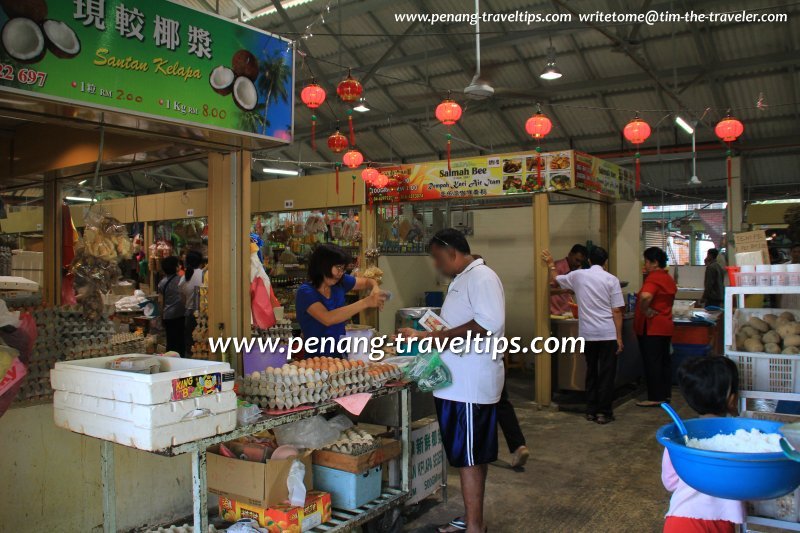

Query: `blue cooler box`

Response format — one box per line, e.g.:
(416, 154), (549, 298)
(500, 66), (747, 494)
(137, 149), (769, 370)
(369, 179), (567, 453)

(312, 465), (382, 510)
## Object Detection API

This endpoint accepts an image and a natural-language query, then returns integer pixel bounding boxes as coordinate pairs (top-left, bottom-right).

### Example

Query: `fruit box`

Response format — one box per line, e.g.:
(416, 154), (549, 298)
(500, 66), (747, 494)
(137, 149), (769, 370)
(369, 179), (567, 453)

(311, 437), (401, 473)
(219, 491), (332, 532)
(207, 446), (313, 508)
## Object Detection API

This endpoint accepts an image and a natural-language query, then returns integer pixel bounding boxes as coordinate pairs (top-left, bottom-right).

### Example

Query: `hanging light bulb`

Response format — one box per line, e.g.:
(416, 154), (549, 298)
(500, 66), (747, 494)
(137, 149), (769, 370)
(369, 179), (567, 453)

(540, 37), (562, 80)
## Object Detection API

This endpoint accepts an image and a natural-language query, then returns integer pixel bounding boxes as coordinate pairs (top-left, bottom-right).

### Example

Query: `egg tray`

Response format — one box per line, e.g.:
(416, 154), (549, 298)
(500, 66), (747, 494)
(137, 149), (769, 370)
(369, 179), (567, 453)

(323, 428), (379, 456)
(238, 359), (403, 410)
(10, 305), (122, 403)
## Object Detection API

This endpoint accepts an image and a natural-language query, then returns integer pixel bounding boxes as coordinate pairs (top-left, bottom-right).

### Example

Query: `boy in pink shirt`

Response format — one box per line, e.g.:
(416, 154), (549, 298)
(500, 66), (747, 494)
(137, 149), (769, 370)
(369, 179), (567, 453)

(662, 357), (745, 533)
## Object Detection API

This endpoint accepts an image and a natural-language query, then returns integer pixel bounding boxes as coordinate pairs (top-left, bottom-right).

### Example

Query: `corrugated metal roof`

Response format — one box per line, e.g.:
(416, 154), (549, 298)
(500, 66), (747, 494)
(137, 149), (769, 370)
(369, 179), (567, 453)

(163, 0), (800, 201)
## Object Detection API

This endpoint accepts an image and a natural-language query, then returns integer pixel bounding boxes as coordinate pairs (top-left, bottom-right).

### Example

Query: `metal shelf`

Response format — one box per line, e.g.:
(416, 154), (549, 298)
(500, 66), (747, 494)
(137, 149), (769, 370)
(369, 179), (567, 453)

(308, 489), (409, 532)
(745, 515), (800, 532)
(98, 384), (412, 533)
(724, 287), (800, 533)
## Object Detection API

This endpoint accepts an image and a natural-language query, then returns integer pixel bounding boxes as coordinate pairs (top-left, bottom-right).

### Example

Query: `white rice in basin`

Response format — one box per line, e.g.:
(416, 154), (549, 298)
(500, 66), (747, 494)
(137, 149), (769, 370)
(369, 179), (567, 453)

(686, 428), (782, 453)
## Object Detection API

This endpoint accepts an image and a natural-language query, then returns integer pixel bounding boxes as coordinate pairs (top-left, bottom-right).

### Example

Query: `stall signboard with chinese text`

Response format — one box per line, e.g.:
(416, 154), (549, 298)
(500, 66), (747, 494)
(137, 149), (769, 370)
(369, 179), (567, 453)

(734, 230), (770, 264)
(574, 152), (635, 200)
(0, 0), (293, 140)
(370, 150), (575, 203)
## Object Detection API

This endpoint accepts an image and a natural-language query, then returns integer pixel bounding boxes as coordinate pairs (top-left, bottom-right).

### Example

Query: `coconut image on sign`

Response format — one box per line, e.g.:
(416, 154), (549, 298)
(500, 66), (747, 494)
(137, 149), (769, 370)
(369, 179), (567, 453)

(0, 0), (80, 63)
(209, 49), (261, 111)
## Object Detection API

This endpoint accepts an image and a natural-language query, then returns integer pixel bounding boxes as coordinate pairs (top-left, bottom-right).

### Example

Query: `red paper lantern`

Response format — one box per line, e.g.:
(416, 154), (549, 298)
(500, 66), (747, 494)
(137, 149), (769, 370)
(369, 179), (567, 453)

(715, 115), (744, 142)
(337, 69), (363, 103)
(343, 149), (363, 169)
(623, 116), (651, 192)
(374, 173), (389, 188)
(435, 99), (463, 126)
(435, 97), (462, 171)
(327, 129), (348, 153)
(623, 117), (651, 145)
(715, 115), (744, 188)
(525, 113), (552, 139)
(361, 167), (378, 184)
(300, 82), (326, 109)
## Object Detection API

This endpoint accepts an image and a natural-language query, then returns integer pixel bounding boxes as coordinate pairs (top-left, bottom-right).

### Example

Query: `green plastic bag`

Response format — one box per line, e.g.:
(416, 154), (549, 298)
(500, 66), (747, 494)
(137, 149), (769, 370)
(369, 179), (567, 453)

(404, 351), (453, 392)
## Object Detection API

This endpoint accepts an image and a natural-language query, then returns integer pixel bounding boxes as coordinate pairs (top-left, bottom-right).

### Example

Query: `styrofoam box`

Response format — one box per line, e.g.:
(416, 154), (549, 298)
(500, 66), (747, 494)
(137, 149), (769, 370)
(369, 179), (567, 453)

(54, 389), (237, 428)
(54, 402), (236, 451)
(50, 355), (234, 405)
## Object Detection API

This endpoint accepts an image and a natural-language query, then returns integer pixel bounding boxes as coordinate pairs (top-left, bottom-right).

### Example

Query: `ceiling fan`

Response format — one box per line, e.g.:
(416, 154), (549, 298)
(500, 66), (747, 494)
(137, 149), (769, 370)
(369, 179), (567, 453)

(463, 0), (494, 100)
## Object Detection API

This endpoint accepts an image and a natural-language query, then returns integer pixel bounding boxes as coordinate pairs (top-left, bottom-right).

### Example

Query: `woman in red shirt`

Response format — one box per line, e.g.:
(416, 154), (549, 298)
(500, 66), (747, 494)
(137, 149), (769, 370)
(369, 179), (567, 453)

(635, 247), (677, 407)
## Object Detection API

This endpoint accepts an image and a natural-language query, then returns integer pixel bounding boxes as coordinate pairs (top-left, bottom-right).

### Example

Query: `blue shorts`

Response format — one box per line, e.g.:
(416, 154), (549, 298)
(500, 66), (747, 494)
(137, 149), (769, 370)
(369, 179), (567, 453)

(435, 398), (498, 468)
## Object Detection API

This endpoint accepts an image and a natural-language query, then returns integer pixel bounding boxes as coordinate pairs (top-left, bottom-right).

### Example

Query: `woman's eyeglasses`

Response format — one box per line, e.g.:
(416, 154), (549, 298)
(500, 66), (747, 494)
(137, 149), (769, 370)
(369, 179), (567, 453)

(332, 264), (346, 272)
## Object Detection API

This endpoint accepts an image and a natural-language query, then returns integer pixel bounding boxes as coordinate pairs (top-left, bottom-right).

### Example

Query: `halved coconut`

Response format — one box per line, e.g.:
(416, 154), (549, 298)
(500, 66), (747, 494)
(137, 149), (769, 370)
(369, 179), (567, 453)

(1, 17), (45, 64)
(43, 20), (80, 59)
(1, 0), (47, 24)
(209, 65), (234, 96)
(232, 76), (258, 111)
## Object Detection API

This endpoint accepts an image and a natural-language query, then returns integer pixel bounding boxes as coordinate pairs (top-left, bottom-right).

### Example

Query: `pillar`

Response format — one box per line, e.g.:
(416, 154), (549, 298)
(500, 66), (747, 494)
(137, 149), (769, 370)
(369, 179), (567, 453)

(207, 150), (251, 368)
(358, 205), (378, 328)
(42, 174), (62, 305)
(727, 156), (743, 256)
(533, 193), (551, 406)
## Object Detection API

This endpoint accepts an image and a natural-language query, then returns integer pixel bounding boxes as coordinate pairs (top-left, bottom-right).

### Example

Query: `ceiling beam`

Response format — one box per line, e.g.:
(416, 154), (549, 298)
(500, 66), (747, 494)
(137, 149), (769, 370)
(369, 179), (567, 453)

(361, 21), (421, 86)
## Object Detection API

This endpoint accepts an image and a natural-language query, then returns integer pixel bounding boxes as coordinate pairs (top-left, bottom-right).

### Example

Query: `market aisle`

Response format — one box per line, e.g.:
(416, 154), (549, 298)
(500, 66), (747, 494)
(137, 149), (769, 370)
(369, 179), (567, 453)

(405, 377), (681, 533)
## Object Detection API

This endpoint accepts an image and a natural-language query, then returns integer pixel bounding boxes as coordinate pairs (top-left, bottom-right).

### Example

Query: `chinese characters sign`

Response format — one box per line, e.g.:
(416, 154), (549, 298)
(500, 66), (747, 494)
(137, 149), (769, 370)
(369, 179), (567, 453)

(369, 150), (576, 203)
(0, 0), (293, 140)
(574, 151), (635, 201)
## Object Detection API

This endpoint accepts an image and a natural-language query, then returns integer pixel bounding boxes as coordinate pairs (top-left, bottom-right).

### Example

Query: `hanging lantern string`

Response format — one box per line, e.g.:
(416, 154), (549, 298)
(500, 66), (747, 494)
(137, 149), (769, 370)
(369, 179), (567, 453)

(291, 52), (799, 116)
(283, 0), (337, 54)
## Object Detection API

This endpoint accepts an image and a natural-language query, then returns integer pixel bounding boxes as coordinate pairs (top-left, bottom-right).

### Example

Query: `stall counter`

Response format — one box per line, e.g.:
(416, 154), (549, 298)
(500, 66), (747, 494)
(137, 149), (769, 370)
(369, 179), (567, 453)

(553, 313), (642, 392)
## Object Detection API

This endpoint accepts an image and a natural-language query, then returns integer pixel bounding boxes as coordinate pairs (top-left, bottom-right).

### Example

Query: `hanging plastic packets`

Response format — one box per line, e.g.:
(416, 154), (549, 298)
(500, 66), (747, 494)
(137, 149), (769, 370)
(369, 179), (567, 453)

(404, 351), (453, 392)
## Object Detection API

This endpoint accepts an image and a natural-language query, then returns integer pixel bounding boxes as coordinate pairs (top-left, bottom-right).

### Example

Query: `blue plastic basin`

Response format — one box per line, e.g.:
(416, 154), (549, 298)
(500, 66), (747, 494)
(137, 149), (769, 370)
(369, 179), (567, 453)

(656, 417), (800, 501)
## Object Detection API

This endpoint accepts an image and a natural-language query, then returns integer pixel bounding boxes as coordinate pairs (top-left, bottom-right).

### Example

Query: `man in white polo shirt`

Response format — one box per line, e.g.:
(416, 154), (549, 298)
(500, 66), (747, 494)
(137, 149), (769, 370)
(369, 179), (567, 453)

(543, 246), (624, 425)
(398, 228), (505, 533)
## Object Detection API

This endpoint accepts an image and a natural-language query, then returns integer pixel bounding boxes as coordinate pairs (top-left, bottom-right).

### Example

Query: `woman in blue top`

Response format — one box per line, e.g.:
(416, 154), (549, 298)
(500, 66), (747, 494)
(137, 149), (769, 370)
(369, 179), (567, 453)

(295, 244), (385, 357)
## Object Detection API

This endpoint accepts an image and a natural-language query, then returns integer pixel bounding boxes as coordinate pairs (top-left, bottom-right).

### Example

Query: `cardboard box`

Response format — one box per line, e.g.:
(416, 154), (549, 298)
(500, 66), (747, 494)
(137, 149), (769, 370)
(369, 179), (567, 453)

(312, 438), (401, 473)
(406, 417), (444, 505)
(208, 447), (313, 508)
(219, 491), (332, 532)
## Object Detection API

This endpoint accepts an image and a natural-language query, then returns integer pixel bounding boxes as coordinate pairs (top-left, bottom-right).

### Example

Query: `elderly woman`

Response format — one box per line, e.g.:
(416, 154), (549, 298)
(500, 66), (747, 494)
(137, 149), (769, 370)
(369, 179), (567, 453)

(635, 247), (677, 407)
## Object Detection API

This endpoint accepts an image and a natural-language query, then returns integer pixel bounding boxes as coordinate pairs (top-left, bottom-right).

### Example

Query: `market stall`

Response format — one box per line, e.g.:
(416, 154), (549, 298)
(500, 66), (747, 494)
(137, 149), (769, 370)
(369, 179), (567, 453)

(0, 1), (295, 530)
(358, 148), (643, 405)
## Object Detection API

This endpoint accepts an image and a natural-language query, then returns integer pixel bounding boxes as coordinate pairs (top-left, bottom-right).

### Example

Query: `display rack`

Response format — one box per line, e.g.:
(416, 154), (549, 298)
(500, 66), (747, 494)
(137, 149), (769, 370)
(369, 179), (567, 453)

(98, 384), (412, 533)
(723, 286), (800, 532)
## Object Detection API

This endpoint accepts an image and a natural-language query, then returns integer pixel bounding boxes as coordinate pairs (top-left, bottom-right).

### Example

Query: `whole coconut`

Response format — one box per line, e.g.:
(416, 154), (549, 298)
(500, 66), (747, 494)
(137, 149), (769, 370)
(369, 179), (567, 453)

(231, 49), (259, 81)
(1, 0), (47, 24)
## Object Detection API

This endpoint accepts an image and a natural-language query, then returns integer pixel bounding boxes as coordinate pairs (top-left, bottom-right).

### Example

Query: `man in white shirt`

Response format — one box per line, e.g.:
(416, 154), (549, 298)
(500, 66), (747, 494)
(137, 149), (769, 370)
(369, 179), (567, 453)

(398, 229), (505, 533)
(543, 246), (625, 425)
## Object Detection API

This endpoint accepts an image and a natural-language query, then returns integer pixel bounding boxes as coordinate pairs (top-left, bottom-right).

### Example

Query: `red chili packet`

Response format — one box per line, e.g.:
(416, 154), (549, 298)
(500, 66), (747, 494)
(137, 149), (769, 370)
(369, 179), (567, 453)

(170, 372), (221, 401)
(0, 358), (26, 396)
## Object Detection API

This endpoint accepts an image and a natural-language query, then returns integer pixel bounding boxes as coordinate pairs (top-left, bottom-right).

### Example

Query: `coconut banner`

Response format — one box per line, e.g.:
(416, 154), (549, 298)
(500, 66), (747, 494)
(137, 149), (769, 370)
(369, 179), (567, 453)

(0, 0), (294, 140)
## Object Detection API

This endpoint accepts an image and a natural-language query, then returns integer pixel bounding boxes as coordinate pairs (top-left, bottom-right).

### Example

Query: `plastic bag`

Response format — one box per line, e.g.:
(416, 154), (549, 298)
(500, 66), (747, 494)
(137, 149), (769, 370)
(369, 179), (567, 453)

(286, 458), (307, 506)
(404, 351), (453, 392)
(328, 413), (354, 433)
(273, 414), (341, 449)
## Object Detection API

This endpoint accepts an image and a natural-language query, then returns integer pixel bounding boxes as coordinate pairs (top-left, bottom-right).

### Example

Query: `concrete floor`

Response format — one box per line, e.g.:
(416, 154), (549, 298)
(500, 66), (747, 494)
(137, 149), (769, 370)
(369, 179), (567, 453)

(404, 376), (680, 533)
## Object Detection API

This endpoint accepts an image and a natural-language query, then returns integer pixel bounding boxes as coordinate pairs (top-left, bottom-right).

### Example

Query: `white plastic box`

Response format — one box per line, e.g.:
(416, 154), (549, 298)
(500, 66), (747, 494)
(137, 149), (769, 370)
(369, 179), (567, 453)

(51, 354), (234, 404)
(51, 355), (237, 451)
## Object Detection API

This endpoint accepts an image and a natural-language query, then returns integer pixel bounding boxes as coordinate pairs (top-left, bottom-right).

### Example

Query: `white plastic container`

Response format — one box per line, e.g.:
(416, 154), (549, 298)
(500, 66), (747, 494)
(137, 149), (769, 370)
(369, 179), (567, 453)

(51, 355), (237, 451)
(53, 401), (236, 451)
(755, 265), (772, 287)
(51, 354), (234, 405)
(771, 264), (788, 286)
(738, 265), (756, 287)
(788, 264), (800, 286)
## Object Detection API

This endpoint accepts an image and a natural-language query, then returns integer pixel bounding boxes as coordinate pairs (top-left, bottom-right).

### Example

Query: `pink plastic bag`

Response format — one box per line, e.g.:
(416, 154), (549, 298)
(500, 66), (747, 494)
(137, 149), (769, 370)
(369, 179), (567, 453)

(250, 278), (276, 330)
